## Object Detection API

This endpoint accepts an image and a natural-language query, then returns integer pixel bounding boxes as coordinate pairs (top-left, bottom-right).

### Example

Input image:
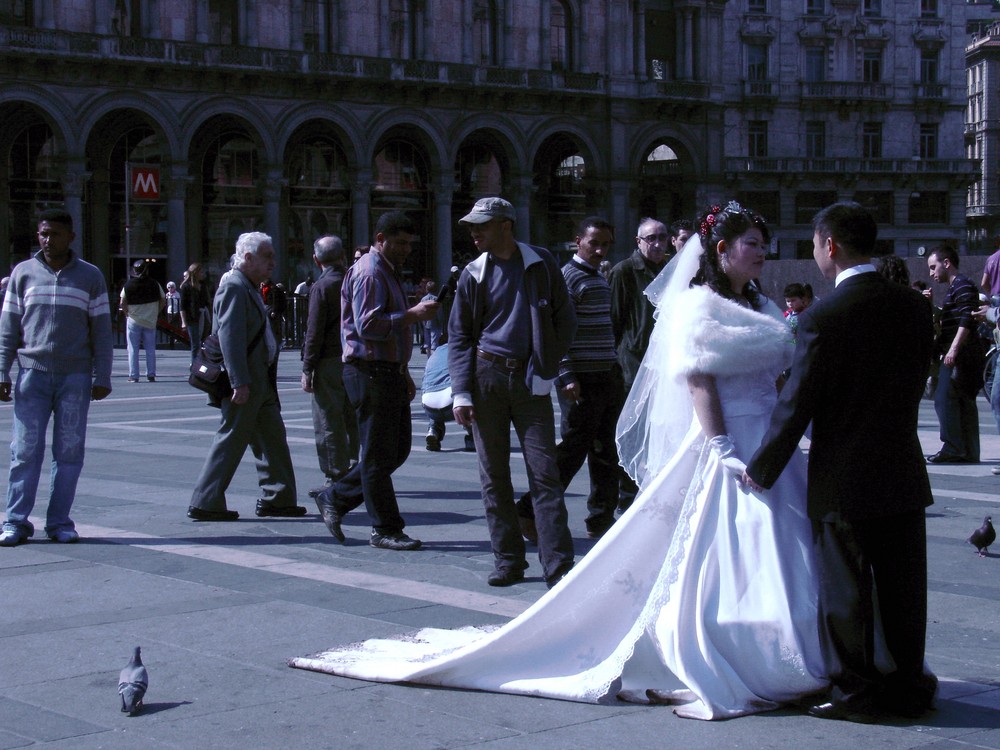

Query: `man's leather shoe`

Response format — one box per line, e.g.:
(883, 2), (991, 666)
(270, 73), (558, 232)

(313, 496), (345, 542)
(255, 500), (307, 517)
(187, 506), (239, 521)
(545, 562), (574, 589)
(487, 567), (526, 587)
(927, 451), (969, 464)
(807, 698), (879, 724)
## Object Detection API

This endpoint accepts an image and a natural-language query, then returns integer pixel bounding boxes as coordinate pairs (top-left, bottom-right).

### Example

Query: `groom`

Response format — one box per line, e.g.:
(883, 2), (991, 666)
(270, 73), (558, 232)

(744, 202), (937, 722)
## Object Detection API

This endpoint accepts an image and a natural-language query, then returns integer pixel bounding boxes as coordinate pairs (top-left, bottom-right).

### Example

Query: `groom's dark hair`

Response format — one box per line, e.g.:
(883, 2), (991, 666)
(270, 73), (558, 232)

(813, 202), (876, 259)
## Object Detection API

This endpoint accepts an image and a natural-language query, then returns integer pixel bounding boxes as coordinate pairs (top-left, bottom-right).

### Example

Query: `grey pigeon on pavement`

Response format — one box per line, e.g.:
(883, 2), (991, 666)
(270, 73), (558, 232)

(118, 646), (148, 715)
(969, 516), (996, 558)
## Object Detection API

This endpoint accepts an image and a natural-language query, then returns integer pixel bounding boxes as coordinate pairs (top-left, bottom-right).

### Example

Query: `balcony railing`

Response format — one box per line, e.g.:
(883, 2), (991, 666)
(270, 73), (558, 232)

(800, 81), (889, 101)
(914, 83), (948, 100)
(725, 157), (979, 177)
(0, 24), (610, 95)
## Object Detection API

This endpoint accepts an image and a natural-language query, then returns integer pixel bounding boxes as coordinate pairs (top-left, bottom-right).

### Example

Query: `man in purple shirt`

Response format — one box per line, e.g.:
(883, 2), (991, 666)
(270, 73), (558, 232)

(314, 211), (439, 550)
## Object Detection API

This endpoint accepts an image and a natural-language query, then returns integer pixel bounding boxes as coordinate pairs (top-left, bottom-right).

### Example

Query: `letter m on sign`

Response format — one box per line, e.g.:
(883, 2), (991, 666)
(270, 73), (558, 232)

(132, 167), (160, 200)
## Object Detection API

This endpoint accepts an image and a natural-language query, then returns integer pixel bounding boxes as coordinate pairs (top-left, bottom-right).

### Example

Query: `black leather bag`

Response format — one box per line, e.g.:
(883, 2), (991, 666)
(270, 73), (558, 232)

(188, 333), (231, 406)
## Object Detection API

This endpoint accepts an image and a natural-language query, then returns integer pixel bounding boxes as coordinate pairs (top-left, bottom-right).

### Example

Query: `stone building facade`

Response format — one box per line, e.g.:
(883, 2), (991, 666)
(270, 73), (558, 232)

(0, 0), (992, 291)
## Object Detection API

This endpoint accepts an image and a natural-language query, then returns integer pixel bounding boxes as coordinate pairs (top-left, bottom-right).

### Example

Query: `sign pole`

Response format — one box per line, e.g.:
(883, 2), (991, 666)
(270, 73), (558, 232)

(124, 160), (131, 273)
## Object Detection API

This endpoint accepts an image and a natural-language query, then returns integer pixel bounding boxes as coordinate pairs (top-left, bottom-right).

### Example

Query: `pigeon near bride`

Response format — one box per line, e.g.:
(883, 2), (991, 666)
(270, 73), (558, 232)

(118, 646), (148, 716)
(969, 516), (995, 557)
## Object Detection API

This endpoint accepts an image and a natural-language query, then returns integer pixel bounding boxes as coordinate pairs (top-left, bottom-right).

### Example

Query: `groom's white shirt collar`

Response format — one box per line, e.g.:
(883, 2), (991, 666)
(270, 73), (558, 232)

(835, 263), (876, 287)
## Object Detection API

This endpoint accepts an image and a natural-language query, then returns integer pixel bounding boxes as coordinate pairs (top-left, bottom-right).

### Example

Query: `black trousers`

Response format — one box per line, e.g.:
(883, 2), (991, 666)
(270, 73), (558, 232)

(813, 510), (936, 706)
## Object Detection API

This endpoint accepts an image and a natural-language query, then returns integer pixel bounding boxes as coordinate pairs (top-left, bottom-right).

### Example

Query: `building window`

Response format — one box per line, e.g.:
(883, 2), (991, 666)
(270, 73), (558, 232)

(748, 121), (768, 158)
(473, 0), (499, 66)
(908, 191), (947, 224)
(920, 0), (937, 19)
(805, 48), (825, 82)
(853, 191), (894, 224)
(747, 44), (768, 81)
(748, 0), (767, 12)
(795, 190), (837, 225)
(805, 121), (826, 158)
(551, 1), (572, 72)
(737, 191), (780, 227)
(862, 122), (882, 159)
(805, 0), (825, 15)
(208, 0), (238, 45)
(0, 0), (33, 26)
(862, 50), (882, 83)
(862, 0), (881, 17)
(919, 123), (938, 159)
(303, 0), (332, 53)
(390, 0), (416, 58)
(920, 50), (938, 83)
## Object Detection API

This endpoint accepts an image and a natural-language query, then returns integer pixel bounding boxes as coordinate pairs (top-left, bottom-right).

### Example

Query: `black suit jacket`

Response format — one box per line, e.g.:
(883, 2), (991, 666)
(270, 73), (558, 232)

(746, 272), (934, 522)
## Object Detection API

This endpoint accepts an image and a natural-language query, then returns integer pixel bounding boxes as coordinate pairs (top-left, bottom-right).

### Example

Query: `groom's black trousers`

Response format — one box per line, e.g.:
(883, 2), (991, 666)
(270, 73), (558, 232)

(813, 509), (935, 706)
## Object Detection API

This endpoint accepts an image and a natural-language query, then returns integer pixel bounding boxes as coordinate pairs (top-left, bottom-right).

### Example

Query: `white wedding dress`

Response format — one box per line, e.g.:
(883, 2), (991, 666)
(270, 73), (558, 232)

(290, 262), (828, 720)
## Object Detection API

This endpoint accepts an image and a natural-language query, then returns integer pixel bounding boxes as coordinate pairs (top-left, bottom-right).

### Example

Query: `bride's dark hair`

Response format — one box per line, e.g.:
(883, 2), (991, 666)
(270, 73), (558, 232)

(691, 202), (770, 309)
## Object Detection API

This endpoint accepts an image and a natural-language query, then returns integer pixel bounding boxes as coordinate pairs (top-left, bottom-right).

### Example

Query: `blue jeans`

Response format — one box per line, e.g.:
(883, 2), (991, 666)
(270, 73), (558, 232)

(332, 361), (410, 534)
(126, 318), (157, 379)
(472, 359), (574, 579)
(933, 363), (980, 461)
(5, 369), (92, 535)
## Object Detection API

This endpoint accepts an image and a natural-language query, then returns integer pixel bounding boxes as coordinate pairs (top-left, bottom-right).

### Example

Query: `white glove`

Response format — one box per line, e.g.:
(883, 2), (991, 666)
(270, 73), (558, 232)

(709, 434), (747, 478)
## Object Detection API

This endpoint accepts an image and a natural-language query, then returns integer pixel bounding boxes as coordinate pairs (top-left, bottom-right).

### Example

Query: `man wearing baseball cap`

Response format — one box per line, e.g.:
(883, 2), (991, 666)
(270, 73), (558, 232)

(448, 197), (577, 588)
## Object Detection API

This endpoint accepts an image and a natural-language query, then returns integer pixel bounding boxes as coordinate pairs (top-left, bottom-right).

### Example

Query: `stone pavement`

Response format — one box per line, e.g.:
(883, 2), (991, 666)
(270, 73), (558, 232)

(0, 349), (999, 750)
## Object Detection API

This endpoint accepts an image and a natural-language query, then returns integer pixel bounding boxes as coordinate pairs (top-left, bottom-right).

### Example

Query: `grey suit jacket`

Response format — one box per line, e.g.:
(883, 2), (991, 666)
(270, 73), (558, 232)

(213, 270), (269, 390)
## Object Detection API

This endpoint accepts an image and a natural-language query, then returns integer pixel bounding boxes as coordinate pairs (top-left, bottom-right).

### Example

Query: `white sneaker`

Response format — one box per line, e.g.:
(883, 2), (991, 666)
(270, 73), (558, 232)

(47, 528), (79, 543)
(0, 524), (30, 547)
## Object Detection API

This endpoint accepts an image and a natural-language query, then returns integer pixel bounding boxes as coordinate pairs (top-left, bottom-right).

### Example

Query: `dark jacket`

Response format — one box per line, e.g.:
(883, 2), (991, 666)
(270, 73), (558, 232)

(448, 242), (576, 401)
(302, 265), (345, 373)
(747, 272), (934, 521)
(180, 280), (210, 320)
(608, 249), (664, 388)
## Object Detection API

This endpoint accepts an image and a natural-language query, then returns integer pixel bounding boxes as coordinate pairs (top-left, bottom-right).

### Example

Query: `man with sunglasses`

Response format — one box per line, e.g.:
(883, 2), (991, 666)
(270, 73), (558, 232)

(608, 217), (671, 512)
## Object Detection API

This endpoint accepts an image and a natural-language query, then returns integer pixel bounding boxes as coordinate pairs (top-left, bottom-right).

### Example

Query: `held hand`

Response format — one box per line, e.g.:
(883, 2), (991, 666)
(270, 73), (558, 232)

(91, 385), (111, 401)
(301, 372), (313, 393)
(454, 405), (475, 427)
(562, 381), (582, 404)
(708, 434), (747, 479)
(0, 382), (11, 402)
(409, 300), (441, 323)
(741, 470), (764, 492)
(973, 304), (989, 322)
(943, 350), (957, 368)
(231, 384), (250, 405)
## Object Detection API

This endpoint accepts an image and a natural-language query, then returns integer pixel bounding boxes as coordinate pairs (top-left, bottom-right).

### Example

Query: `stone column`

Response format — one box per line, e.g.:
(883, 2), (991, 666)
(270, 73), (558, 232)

(0, 172), (9, 273)
(195, 2), (210, 43)
(61, 161), (90, 259)
(609, 178), (631, 259)
(680, 9), (694, 80)
(540, 1), (551, 70)
(90, 169), (111, 276)
(432, 175), (455, 280)
(510, 174), (533, 245)
(352, 172), (373, 250)
(165, 165), (191, 285)
(261, 166), (285, 274)
(146, 0), (161, 39)
(634, 2), (646, 79)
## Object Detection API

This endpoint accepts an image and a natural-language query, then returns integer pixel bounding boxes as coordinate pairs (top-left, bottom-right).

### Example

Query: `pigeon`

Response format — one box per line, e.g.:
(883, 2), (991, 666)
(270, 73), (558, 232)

(969, 515), (996, 558)
(118, 646), (148, 716)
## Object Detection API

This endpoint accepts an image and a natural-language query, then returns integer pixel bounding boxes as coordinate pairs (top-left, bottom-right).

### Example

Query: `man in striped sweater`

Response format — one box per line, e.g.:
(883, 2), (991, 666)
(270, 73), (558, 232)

(927, 244), (983, 464)
(516, 217), (622, 539)
(0, 208), (114, 547)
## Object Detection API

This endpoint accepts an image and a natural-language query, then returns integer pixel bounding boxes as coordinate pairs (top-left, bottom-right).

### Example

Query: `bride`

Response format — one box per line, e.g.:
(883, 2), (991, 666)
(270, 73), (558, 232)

(290, 202), (828, 720)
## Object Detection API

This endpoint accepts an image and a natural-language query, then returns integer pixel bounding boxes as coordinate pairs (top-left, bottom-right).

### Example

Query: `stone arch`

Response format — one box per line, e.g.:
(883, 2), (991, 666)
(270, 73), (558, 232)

(633, 132), (701, 225)
(529, 128), (602, 258)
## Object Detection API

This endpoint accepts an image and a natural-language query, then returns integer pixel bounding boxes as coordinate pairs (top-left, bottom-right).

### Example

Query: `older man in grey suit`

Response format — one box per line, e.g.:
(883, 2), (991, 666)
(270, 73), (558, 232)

(187, 232), (305, 521)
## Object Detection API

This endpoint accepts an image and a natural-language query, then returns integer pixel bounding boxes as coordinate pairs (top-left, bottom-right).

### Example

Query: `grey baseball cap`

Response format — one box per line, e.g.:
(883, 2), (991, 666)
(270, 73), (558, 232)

(459, 197), (516, 225)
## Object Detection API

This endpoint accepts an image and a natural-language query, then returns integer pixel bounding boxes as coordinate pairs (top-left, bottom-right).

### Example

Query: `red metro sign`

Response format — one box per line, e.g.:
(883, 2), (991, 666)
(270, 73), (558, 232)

(131, 167), (160, 200)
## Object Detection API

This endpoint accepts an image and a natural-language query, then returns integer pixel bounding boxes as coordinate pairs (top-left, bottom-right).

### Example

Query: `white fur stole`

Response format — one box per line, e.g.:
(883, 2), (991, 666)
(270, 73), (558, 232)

(666, 286), (793, 379)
